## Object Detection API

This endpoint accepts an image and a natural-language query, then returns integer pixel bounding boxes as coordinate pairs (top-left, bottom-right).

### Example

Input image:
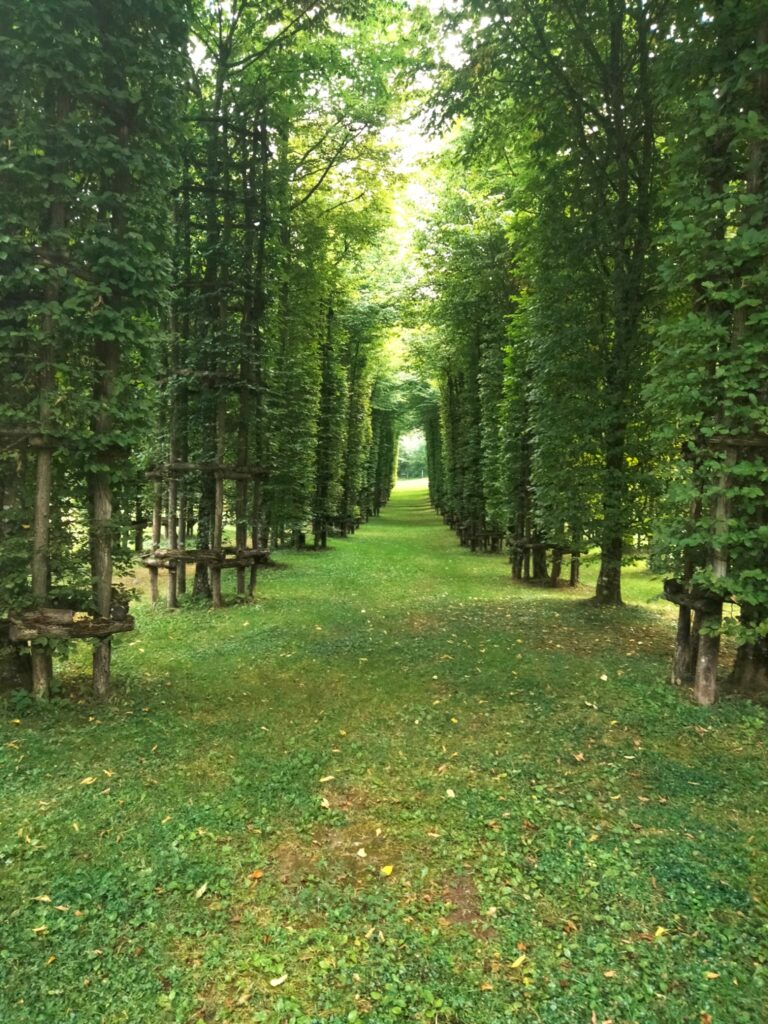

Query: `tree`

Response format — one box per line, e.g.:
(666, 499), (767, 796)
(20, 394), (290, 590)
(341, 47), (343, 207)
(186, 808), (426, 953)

(649, 0), (768, 703)
(0, 0), (189, 698)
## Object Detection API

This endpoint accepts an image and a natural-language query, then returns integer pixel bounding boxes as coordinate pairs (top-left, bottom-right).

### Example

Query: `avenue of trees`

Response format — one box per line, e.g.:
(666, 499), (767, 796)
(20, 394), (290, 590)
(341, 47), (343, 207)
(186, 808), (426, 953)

(0, 0), (766, 708)
(416, 0), (767, 704)
(0, 0), (405, 699)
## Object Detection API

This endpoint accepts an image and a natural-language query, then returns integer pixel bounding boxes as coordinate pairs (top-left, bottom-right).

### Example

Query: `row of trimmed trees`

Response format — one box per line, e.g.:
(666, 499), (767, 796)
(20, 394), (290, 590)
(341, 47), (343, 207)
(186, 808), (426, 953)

(0, 0), (402, 699)
(417, 0), (768, 704)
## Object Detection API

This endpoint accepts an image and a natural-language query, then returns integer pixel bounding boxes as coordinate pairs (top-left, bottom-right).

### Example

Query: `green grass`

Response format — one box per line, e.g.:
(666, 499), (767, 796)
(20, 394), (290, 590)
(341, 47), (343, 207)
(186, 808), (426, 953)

(2, 481), (767, 1024)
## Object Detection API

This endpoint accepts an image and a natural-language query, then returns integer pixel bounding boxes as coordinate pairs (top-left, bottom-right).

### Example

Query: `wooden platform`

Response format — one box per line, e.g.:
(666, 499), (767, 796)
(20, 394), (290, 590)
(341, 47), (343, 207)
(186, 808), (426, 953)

(140, 547), (270, 569)
(7, 608), (135, 642)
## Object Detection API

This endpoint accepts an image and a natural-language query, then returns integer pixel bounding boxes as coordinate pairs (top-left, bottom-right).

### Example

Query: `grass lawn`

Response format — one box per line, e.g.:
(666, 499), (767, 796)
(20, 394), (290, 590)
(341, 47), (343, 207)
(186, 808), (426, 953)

(1, 481), (767, 1023)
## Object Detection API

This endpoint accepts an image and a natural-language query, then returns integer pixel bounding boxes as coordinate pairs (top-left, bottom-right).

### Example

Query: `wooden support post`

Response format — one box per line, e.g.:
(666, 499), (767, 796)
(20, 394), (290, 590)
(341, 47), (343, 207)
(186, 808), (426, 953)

(30, 104), (69, 700)
(693, 453), (731, 704)
(90, 338), (117, 699)
(550, 548), (563, 587)
(211, 399), (225, 608)
(236, 477), (247, 597)
(167, 472), (178, 609)
(30, 440), (53, 700)
(150, 480), (162, 604)
(134, 495), (145, 553)
(177, 486), (187, 595)
(569, 551), (580, 587)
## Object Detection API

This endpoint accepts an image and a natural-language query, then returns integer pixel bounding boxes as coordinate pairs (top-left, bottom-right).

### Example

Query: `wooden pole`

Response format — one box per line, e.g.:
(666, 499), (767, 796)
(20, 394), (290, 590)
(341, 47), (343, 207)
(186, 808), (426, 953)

(211, 398), (226, 608)
(150, 481), (162, 604)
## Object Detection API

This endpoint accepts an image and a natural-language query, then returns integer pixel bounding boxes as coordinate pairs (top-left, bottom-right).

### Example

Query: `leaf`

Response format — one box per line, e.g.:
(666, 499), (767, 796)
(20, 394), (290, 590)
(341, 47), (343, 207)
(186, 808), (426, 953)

(80, 777), (97, 785)
(33, 895), (52, 903)
(270, 974), (288, 987)
(320, 796), (331, 809)
(572, 752), (585, 763)
(445, 788), (456, 799)
(195, 881), (209, 899)
(248, 869), (264, 881)
(511, 954), (527, 969)
(319, 775), (335, 783)
(654, 926), (667, 938)
(704, 971), (720, 980)
(380, 864), (394, 876)
(356, 847), (367, 858)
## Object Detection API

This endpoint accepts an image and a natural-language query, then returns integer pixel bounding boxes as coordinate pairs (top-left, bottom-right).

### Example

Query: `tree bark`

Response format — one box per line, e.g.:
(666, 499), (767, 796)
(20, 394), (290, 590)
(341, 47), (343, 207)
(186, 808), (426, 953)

(89, 333), (119, 699)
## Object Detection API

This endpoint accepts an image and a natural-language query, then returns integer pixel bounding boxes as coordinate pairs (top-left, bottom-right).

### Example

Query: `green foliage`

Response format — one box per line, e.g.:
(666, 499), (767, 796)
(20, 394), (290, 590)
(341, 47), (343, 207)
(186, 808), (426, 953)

(0, 0), (189, 619)
(648, 1), (768, 645)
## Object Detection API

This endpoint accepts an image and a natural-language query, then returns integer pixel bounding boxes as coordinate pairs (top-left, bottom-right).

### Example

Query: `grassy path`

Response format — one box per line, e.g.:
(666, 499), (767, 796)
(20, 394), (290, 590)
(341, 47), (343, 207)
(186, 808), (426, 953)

(1, 483), (767, 1023)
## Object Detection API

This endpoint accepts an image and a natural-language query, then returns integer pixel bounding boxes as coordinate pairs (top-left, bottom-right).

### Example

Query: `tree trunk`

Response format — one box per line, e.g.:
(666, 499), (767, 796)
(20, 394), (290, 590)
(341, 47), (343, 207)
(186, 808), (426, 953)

(693, 607), (722, 706)
(729, 637), (768, 696)
(89, 334), (118, 699)
(134, 495), (145, 553)
(595, 533), (623, 606)
(531, 538), (548, 582)
(30, 441), (54, 700)
(30, 86), (69, 700)
(150, 481), (162, 604)
(672, 607), (700, 686)
(0, 646), (32, 693)
(550, 549), (562, 587)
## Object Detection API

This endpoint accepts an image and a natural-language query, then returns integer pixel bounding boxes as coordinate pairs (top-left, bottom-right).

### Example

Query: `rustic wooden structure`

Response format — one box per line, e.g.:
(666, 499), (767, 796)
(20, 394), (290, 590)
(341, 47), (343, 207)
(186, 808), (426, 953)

(509, 539), (582, 587)
(1, 421), (134, 696)
(7, 608), (135, 642)
(143, 459), (268, 608)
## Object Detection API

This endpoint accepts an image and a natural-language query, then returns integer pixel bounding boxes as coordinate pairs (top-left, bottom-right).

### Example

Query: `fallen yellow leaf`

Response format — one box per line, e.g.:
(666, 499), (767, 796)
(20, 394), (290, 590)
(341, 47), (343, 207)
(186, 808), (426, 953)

(511, 954), (527, 969)
(270, 974), (287, 987)
(380, 865), (394, 876)
(80, 777), (96, 785)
